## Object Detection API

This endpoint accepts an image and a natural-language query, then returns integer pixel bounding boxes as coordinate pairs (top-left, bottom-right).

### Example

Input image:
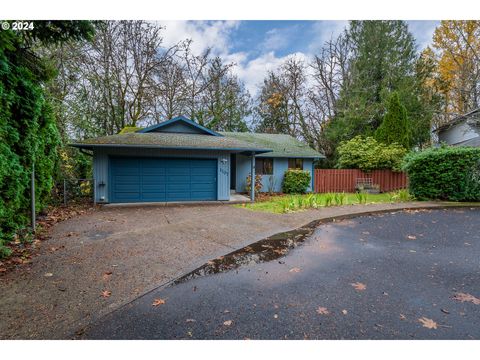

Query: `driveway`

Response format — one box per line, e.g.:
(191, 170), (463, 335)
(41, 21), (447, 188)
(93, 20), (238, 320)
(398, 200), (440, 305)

(83, 208), (480, 340)
(0, 201), (446, 339)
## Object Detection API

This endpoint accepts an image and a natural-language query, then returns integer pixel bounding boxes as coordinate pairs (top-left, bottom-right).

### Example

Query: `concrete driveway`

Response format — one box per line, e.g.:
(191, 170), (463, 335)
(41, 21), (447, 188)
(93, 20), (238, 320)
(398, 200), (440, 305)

(0, 201), (442, 339)
(83, 208), (480, 340)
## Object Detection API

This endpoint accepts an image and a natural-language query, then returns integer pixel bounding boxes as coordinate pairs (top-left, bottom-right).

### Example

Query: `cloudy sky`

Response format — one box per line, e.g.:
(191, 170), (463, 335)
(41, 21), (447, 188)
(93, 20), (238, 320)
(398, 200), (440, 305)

(158, 20), (440, 95)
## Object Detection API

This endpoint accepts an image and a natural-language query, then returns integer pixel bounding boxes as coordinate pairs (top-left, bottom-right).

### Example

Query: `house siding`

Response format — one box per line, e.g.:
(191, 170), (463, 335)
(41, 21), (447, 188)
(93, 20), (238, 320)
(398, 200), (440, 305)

(235, 155), (313, 193)
(438, 121), (479, 145)
(93, 147), (230, 203)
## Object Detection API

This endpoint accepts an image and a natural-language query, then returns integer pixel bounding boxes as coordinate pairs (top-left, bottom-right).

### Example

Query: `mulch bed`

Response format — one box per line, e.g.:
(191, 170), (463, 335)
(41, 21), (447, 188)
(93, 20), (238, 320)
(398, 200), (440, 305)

(0, 202), (98, 276)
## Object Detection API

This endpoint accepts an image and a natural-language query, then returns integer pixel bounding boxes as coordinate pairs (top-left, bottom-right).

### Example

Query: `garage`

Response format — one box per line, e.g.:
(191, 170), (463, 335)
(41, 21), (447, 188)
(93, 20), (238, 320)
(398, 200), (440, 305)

(110, 157), (217, 203)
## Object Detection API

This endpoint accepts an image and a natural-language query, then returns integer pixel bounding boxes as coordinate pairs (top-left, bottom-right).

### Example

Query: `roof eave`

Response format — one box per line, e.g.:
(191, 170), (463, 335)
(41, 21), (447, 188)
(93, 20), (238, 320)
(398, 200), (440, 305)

(69, 143), (272, 154)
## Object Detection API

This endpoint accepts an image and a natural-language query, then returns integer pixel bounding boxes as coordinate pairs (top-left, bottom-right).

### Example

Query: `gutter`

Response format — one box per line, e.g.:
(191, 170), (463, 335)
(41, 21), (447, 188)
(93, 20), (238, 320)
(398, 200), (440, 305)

(69, 143), (273, 155)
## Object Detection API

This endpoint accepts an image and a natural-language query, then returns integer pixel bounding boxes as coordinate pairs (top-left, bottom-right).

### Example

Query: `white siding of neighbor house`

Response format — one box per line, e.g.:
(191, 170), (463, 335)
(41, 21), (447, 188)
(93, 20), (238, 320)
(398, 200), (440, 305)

(93, 147), (230, 203)
(438, 122), (479, 145)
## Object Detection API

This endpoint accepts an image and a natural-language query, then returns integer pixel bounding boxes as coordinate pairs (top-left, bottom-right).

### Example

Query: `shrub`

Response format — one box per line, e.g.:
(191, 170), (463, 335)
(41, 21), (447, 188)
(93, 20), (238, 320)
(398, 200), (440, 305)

(282, 170), (311, 194)
(245, 174), (263, 196)
(324, 193), (334, 207)
(402, 146), (480, 201)
(337, 136), (407, 172)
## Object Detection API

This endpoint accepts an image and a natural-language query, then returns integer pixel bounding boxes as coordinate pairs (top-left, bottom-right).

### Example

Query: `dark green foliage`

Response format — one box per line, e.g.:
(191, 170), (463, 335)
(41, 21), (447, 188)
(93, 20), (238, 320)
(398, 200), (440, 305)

(16, 20), (96, 45)
(0, 23), (93, 257)
(325, 21), (433, 155)
(282, 170), (311, 194)
(403, 146), (480, 201)
(375, 92), (412, 149)
(337, 136), (407, 172)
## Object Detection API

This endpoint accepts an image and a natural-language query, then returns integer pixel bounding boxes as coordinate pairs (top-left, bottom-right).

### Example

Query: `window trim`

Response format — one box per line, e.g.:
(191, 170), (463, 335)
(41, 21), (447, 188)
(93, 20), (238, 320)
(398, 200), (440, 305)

(288, 158), (304, 170)
(255, 157), (274, 175)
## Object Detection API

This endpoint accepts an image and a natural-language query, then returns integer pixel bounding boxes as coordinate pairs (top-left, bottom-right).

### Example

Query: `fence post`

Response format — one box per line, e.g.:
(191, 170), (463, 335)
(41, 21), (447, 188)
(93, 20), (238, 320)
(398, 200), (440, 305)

(31, 162), (35, 233)
(63, 179), (67, 206)
(93, 178), (97, 205)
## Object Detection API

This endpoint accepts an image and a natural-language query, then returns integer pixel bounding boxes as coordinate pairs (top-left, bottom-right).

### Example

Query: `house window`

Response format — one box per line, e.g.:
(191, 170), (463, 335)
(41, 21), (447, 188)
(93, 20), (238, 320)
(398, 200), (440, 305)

(255, 158), (273, 175)
(288, 158), (304, 170)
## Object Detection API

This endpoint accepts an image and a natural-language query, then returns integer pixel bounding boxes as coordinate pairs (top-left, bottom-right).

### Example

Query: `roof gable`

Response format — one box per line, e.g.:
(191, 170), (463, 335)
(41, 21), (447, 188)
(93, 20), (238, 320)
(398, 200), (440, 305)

(138, 116), (222, 136)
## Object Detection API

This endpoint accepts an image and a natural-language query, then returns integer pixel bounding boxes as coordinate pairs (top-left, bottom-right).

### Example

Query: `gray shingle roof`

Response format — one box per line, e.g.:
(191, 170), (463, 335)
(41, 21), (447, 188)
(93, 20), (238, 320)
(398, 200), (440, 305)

(71, 132), (271, 153)
(220, 132), (324, 158)
(71, 130), (324, 158)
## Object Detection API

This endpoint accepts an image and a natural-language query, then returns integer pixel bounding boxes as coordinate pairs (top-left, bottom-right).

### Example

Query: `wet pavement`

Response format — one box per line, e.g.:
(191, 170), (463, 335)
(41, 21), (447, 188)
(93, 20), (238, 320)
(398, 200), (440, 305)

(82, 208), (480, 340)
(0, 201), (441, 339)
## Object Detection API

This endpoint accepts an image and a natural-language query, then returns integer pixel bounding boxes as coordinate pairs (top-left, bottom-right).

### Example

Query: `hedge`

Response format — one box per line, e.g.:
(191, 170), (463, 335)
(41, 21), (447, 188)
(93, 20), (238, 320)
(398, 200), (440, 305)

(402, 146), (480, 201)
(0, 32), (60, 257)
(282, 170), (311, 194)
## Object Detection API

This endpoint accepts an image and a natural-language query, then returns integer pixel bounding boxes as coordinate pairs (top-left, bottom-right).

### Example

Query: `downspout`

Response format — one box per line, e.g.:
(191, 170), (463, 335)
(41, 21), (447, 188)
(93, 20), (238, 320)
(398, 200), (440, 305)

(311, 160), (315, 192)
(250, 152), (255, 202)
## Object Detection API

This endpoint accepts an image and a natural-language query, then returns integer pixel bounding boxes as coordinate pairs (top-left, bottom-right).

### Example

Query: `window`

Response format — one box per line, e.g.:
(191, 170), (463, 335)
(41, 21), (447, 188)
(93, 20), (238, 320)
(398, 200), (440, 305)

(288, 158), (304, 170)
(255, 158), (273, 175)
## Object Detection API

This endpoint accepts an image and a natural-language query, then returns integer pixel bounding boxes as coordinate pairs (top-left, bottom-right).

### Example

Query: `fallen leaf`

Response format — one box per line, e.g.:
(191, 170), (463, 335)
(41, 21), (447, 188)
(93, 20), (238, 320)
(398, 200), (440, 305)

(273, 248), (287, 255)
(103, 271), (113, 280)
(342, 309), (348, 315)
(289, 267), (301, 273)
(399, 314), (406, 320)
(441, 309), (450, 314)
(407, 235), (417, 240)
(418, 317), (437, 329)
(101, 290), (111, 298)
(44, 272), (53, 277)
(152, 298), (166, 306)
(452, 292), (480, 305)
(223, 320), (233, 326)
(351, 282), (366, 291)
(316, 307), (330, 315)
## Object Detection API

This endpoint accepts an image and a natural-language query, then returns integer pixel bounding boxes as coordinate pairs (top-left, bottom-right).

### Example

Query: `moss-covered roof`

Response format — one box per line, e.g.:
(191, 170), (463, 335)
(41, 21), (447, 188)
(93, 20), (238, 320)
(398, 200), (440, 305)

(220, 132), (324, 158)
(71, 130), (324, 158)
(71, 132), (272, 153)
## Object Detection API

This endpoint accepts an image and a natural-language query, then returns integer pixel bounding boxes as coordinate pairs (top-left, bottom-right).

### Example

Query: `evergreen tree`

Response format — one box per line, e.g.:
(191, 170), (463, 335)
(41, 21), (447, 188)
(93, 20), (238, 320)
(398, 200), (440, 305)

(0, 21), (95, 257)
(325, 21), (431, 152)
(375, 92), (412, 149)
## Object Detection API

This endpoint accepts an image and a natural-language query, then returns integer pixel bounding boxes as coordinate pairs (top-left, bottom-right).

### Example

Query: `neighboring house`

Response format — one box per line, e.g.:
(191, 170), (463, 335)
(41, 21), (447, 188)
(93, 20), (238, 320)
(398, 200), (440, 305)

(71, 116), (324, 203)
(434, 108), (480, 147)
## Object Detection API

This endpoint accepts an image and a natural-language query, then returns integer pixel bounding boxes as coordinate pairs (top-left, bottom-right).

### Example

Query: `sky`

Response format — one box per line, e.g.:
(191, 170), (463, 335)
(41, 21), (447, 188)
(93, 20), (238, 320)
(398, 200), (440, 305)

(158, 20), (440, 95)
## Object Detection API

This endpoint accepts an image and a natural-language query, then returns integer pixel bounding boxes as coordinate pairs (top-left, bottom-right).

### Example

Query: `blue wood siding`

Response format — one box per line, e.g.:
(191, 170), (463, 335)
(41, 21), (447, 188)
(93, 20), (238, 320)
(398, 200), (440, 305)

(150, 121), (207, 134)
(93, 148), (230, 203)
(235, 155), (313, 193)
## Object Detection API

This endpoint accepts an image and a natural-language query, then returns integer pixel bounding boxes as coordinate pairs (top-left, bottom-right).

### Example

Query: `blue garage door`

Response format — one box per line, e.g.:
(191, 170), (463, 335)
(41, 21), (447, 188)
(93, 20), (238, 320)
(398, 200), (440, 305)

(110, 157), (217, 203)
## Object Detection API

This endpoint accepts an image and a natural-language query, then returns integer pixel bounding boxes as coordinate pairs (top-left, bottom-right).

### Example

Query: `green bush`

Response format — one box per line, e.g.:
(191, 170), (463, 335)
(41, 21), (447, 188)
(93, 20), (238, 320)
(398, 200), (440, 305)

(0, 31), (61, 257)
(282, 170), (311, 194)
(337, 136), (407, 172)
(402, 146), (480, 201)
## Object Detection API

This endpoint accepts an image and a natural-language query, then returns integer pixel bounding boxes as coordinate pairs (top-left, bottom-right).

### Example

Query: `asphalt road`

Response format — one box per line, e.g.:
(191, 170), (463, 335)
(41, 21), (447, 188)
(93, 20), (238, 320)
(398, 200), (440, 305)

(82, 208), (480, 340)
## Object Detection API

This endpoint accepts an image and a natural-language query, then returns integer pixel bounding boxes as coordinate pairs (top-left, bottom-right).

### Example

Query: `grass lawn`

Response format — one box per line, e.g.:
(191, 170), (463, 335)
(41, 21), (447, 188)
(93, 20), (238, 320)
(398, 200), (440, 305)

(235, 190), (413, 214)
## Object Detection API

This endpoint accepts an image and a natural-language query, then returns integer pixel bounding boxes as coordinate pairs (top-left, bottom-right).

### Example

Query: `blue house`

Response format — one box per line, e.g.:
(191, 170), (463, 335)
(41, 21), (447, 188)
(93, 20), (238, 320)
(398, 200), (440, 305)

(71, 116), (324, 203)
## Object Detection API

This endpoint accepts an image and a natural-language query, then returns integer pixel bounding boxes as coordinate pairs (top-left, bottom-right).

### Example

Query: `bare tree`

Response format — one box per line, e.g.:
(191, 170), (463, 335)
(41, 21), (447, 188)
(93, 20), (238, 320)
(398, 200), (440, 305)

(150, 52), (188, 121)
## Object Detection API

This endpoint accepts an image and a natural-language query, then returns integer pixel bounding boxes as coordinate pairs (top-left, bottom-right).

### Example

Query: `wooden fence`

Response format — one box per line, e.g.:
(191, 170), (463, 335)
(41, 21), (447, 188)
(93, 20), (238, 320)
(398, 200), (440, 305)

(314, 169), (408, 193)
